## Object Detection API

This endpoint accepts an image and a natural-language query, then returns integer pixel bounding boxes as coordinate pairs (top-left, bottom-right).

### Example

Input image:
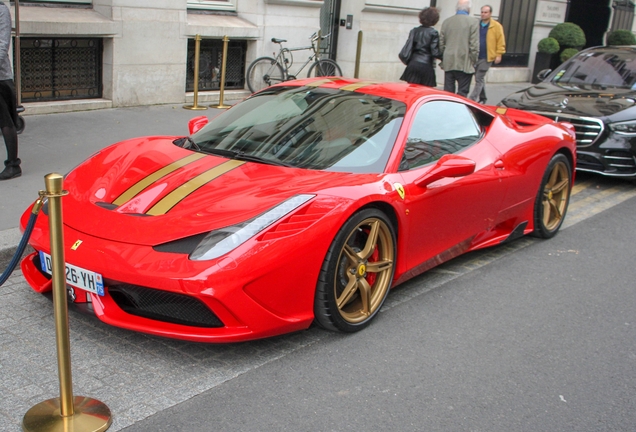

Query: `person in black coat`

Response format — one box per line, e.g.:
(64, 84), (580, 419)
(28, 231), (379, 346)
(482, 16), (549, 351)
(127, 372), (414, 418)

(0, 1), (20, 180)
(399, 7), (441, 87)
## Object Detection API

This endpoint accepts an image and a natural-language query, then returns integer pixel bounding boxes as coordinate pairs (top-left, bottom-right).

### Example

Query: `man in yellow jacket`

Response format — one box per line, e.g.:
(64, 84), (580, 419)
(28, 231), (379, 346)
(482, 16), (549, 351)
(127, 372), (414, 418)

(469, 5), (506, 104)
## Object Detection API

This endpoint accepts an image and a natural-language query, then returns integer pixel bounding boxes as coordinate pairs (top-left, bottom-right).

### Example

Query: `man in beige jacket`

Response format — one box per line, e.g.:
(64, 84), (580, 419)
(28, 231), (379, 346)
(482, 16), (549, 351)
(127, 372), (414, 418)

(469, 4), (506, 104)
(439, 0), (479, 97)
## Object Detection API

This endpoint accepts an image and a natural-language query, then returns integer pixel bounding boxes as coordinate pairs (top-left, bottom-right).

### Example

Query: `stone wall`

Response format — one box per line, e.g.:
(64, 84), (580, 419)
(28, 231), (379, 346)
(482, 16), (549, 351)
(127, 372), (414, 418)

(12, 0), (540, 110)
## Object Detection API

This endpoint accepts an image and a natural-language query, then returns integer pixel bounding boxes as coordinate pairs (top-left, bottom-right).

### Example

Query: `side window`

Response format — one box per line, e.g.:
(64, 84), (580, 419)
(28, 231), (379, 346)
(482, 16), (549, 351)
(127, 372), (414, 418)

(399, 101), (482, 171)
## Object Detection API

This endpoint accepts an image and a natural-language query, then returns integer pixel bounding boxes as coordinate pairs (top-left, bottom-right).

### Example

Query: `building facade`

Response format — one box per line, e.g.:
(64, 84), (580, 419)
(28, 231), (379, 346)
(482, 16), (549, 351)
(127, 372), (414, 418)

(9, 0), (636, 114)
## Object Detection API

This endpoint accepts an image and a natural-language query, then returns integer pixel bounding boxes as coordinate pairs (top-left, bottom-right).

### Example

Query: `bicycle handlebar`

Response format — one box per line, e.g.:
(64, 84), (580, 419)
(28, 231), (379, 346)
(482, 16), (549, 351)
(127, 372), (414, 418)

(310, 32), (331, 42)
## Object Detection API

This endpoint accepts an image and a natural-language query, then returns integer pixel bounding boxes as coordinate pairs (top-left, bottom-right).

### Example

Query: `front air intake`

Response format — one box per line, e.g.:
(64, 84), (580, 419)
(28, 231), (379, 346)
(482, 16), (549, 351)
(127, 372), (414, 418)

(108, 284), (224, 328)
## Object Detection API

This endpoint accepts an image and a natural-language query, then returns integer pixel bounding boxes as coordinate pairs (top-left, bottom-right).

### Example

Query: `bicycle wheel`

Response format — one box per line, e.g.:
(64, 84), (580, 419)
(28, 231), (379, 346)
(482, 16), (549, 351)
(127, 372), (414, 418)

(307, 59), (342, 78)
(246, 57), (285, 93)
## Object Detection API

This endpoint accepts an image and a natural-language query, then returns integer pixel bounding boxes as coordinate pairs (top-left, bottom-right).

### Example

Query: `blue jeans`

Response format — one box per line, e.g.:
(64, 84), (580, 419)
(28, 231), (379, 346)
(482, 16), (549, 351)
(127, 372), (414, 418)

(469, 58), (492, 102)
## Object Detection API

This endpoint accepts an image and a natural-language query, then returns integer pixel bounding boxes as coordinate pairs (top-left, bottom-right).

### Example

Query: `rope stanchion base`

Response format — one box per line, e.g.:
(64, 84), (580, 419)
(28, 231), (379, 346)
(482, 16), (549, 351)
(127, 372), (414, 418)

(183, 104), (208, 110)
(211, 103), (231, 109)
(23, 396), (112, 432)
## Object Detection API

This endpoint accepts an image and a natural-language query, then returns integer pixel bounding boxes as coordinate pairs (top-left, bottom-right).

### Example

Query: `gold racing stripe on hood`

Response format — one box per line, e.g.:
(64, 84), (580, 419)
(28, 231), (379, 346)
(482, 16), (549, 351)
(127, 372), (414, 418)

(146, 160), (245, 215)
(113, 153), (207, 206)
(339, 81), (378, 91)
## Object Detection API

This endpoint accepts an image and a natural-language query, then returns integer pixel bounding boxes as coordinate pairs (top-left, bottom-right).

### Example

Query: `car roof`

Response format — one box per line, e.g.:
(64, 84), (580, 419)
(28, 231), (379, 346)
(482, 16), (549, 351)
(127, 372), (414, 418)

(270, 77), (445, 106)
(581, 45), (636, 54)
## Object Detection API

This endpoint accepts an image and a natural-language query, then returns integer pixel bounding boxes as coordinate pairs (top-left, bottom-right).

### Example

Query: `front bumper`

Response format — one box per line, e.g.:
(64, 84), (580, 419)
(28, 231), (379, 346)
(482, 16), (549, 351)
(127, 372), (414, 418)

(528, 110), (636, 179)
(19, 212), (334, 343)
(575, 146), (636, 178)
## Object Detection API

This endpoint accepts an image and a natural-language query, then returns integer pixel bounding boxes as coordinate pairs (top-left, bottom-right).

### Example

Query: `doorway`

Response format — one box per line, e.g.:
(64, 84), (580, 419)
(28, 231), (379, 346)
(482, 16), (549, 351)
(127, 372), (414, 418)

(566, 0), (611, 47)
(319, 0), (341, 60)
(498, 0), (539, 66)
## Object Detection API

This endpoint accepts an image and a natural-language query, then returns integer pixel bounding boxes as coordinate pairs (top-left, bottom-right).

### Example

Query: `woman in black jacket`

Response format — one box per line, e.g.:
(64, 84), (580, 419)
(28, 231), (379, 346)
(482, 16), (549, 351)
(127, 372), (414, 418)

(399, 7), (441, 87)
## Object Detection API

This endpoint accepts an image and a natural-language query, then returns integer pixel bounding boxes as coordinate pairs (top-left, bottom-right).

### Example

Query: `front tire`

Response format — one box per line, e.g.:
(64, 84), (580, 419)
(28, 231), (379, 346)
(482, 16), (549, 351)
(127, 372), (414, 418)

(307, 59), (343, 78)
(246, 57), (284, 93)
(314, 208), (396, 333)
(532, 153), (572, 239)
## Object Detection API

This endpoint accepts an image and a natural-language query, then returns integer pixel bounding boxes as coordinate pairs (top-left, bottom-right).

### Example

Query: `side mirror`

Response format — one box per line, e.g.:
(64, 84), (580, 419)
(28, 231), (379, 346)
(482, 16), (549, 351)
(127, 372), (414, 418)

(415, 154), (476, 188)
(537, 68), (552, 82)
(188, 115), (209, 135)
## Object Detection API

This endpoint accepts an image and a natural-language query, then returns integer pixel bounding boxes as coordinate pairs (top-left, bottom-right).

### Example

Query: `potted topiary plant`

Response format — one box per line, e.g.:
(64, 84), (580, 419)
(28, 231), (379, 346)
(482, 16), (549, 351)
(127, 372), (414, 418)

(549, 22), (586, 50)
(532, 37), (560, 84)
(606, 29), (636, 45)
(560, 48), (579, 63)
(549, 22), (586, 67)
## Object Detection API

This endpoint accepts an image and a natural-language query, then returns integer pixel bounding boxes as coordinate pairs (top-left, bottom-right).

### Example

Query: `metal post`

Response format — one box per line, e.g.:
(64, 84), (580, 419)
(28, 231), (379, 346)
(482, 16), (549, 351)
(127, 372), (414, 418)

(14, 0), (22, 106)
(211, 35), (231, 109)
(354, 31), (363, 79)
(184, 34), (207, 110)
(23, 173), (112, 432)
(47, 174), (74, 418)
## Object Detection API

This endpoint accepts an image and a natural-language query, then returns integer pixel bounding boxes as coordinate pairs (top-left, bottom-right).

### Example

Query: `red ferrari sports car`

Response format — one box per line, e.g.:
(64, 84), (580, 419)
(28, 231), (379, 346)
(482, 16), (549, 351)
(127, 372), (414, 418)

(20, 78), (576, 343)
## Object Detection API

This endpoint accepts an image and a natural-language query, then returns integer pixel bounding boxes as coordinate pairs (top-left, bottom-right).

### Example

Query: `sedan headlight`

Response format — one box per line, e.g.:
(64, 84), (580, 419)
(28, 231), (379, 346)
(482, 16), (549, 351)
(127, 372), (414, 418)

(609, 119), (636, 135)
(190, 194), (315, 261)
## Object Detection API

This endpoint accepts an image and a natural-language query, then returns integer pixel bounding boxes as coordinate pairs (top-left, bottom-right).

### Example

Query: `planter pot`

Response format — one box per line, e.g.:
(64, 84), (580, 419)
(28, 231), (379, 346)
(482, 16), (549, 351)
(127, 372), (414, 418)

(532, 52), (557, 84)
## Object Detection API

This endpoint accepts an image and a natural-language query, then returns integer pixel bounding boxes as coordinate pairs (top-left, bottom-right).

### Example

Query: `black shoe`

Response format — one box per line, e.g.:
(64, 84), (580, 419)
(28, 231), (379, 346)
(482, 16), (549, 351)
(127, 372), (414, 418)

(0, 159), (21, 180)
(479, 99), (487, 104)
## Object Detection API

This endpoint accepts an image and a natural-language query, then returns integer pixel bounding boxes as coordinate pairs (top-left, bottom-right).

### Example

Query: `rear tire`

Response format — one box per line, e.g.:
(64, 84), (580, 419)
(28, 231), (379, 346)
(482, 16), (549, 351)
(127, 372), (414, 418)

(314, 208), (396, 333)
(307, 59), (343, 78)
(246, 57), (285, 93)
(532, 153), (572, 239)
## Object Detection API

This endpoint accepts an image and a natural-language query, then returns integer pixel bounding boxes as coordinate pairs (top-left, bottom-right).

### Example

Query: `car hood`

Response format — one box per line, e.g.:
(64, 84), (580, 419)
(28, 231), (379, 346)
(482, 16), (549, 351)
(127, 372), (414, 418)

(501, 82), (636, 118)
(62, 136), (369, 245)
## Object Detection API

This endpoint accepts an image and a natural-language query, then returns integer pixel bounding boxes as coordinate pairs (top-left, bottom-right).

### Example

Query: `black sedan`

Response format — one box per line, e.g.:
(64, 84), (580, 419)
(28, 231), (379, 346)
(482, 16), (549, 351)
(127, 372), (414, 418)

(501, 46), (636, 180)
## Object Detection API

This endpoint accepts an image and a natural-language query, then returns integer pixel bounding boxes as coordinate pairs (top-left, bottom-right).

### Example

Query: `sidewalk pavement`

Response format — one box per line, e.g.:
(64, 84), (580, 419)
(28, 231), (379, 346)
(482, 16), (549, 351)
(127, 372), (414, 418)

(0, 81), (532, 265)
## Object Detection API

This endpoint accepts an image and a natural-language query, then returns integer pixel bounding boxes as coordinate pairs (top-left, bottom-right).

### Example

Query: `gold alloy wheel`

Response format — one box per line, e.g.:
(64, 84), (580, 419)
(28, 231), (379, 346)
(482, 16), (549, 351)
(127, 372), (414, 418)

(334, 217), (395, 324)
(542, 160), (570, 231)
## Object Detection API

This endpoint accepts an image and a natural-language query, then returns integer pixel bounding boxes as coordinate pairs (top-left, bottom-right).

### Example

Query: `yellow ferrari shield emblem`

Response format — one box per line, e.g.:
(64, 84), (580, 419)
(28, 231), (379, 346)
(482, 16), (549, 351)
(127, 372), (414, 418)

(394, 183), (405, 200)
(71, 240), (83, 250)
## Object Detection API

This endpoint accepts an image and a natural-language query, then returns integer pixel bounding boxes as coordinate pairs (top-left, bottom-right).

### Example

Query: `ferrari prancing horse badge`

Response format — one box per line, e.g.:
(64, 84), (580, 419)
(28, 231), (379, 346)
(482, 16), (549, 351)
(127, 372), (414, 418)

(394, 183), (405, 200)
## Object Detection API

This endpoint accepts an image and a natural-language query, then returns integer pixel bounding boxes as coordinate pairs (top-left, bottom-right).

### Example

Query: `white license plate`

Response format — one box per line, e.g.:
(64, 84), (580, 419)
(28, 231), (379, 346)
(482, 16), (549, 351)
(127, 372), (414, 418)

(39, 251), (104, 296)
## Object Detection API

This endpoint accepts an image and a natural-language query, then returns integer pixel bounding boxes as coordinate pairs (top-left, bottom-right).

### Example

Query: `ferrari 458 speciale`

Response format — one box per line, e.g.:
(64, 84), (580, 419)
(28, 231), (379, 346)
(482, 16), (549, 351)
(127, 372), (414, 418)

(21, 78), (576, 342)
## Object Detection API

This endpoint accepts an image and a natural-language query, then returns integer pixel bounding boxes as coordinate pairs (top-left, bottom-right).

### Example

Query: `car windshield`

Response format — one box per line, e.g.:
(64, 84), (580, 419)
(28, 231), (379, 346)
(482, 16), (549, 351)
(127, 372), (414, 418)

(550, 50), (636, 89)
(189, 86), (406, 173)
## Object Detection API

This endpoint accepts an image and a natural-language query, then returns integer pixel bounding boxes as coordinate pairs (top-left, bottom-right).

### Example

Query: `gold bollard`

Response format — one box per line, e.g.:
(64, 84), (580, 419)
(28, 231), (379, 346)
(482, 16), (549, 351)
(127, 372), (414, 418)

(23, 173), (112, 432)
(354, 31), (363, 79)
(184, 34), (208, 110)
(211, 35), (231, 109)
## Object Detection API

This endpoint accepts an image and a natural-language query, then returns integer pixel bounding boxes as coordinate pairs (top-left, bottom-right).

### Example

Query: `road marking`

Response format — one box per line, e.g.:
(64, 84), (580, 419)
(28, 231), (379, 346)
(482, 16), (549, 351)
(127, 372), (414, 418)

(564, 182), (636, 229)
(570, 179), (592, 196)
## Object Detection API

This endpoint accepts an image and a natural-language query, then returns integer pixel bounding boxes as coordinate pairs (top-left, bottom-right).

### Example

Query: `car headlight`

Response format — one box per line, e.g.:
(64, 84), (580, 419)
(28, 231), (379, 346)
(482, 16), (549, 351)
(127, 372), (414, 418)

(609, 119), (636, 135)
(190, 194), (315, 261)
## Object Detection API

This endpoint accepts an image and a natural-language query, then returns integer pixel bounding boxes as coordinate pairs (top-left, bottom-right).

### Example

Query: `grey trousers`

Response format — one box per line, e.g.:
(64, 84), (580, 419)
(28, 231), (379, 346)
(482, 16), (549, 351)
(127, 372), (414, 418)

(469, 58), (492, 102)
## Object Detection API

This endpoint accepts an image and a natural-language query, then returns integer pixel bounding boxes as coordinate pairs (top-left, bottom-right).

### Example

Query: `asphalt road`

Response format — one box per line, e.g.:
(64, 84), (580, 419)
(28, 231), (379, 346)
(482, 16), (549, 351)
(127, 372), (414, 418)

(123, 175), (636, 432)
(2, 174), (635, 431)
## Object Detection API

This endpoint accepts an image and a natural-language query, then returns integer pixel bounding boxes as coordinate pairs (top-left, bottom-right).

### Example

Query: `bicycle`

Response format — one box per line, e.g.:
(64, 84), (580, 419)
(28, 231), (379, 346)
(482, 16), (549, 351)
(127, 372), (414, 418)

(245, 32), (343, 93)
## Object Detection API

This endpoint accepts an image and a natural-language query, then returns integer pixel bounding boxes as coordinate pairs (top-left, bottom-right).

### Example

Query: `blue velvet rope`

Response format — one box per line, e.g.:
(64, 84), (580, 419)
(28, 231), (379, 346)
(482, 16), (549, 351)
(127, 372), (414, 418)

(0, 211), (38, 286)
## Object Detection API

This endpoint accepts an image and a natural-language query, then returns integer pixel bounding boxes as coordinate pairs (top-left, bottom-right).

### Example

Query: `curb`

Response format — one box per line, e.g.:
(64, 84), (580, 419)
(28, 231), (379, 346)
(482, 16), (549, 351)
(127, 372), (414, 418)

(0, 227), (26, 270)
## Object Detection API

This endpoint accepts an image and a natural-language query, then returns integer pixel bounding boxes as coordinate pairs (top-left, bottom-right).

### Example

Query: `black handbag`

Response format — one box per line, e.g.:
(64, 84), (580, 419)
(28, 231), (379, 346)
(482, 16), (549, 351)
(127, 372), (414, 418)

(399, 30), (414, 65)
